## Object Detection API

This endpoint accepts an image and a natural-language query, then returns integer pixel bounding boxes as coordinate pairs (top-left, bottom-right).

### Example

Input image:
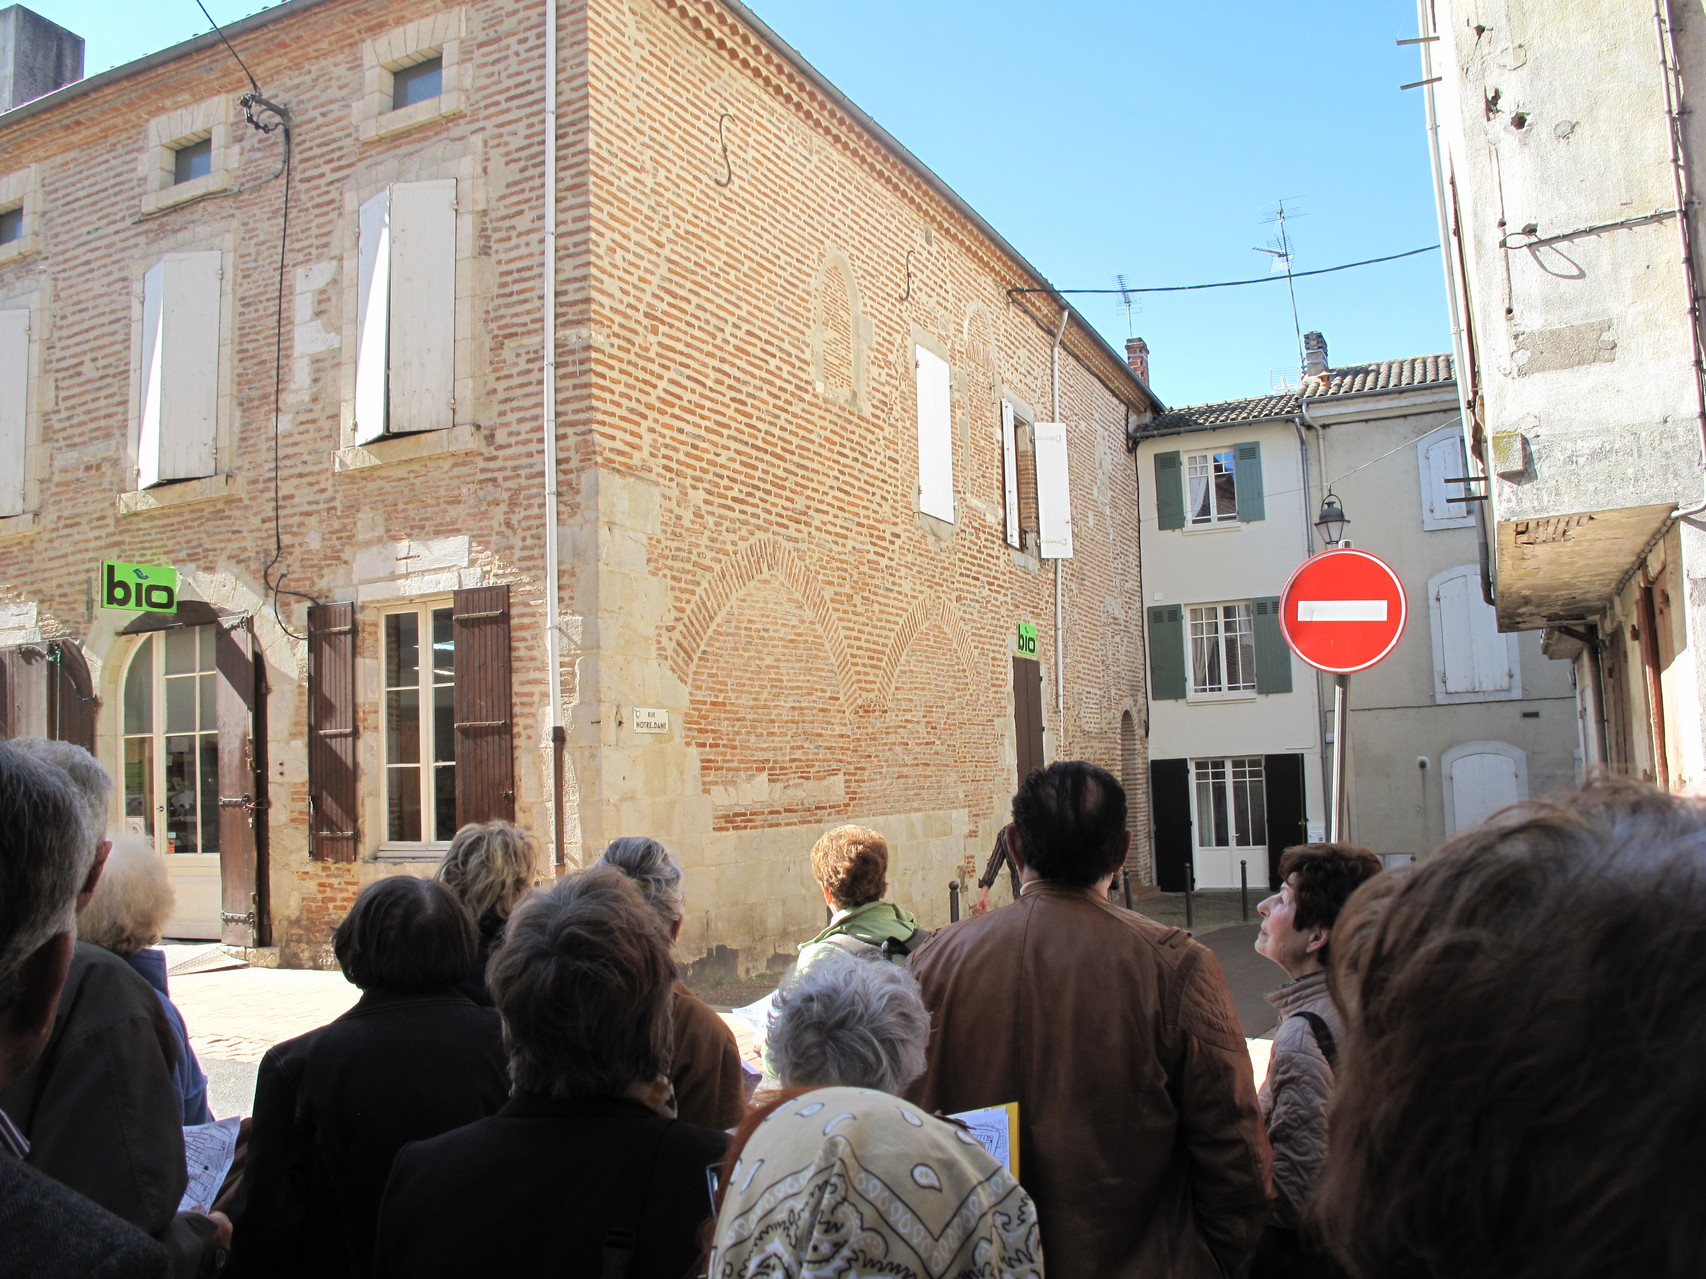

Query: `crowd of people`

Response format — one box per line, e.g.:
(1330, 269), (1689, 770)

(2, 737), (1703, 1278)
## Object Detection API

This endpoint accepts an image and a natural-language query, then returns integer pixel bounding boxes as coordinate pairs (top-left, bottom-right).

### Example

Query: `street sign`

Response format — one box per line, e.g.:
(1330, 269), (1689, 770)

(1279, 548), (1407, 673)
(101, 561), (178, 613)
(1013, 621), (1038, 659)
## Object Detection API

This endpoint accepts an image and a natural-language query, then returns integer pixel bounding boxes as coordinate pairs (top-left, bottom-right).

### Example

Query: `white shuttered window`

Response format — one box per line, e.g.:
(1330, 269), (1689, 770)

(138, 252), (221, 487)
(914, 344), (954, 522)
(356, 179), (456, 442)
(0, 309), (28, 516)
(1033, 421), (1074, 558)
(1417, 425), (1474, 530)
(1000, 400), (1020, 548)
(1429, 564), (1520, 702)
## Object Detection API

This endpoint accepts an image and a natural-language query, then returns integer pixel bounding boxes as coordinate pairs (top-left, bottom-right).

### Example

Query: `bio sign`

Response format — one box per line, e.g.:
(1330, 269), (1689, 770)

(101, 561), (178, 613)
(1013, 621), (1038, 659)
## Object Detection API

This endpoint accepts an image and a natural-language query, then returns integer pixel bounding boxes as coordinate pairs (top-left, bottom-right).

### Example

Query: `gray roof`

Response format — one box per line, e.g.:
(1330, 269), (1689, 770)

(1146, 353), (1455, 435)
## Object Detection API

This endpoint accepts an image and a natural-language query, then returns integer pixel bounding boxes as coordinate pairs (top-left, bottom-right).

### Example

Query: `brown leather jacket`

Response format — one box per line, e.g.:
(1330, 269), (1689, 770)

(670, 982), (745, 1131)
(908, 881), (1273, 1279)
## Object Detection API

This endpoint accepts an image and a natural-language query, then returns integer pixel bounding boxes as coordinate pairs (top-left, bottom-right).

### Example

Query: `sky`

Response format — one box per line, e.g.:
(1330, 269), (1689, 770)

(24, 0), (1452, 408)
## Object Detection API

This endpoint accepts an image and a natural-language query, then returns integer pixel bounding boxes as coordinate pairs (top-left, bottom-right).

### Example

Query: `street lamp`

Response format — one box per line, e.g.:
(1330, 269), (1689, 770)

(1314, 491), (1350, 548)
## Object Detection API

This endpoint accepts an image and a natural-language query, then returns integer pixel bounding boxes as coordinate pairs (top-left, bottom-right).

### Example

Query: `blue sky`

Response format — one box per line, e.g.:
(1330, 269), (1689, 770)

(26, 0), (1450, 407)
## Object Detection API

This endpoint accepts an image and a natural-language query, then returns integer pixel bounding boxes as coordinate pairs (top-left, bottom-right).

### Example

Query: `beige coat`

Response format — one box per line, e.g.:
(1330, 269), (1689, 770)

(908, 880), (1273, 1279)
(1258, 971), (1339, 1229)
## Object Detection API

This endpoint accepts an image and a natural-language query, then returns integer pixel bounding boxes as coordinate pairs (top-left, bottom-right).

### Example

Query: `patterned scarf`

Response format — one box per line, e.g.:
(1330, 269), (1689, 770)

(708, 1086), (1043, 1278)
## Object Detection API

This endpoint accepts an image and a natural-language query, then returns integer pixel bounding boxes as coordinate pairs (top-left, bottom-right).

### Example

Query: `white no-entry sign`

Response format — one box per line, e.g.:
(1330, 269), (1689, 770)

(1279, 548), (1408, 673)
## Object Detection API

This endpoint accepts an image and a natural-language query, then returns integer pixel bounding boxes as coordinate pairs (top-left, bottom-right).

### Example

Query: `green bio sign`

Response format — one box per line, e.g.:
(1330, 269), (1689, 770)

(101, 561), (178, 613)
(1014, 621), (1038, 659)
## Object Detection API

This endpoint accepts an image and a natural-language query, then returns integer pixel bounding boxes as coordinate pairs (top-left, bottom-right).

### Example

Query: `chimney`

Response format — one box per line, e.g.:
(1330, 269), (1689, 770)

(1303, 331), (1328, 378)
(1125, 336), (1150, 384)
(0, 6), (84, 113)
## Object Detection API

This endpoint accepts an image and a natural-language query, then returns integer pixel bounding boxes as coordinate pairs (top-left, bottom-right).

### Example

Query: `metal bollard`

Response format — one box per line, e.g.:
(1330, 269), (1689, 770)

(1184, 868), (1195, 931)
(949, 880), (961, 923)
(1122, 869), (1133, 911)
(1240, 860), (1249, 921)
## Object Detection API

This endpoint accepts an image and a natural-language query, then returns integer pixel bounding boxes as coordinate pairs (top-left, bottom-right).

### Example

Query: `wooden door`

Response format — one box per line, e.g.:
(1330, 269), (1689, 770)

(215, 622), (266, 947)
(1262, 754), (1307, 889)
(1012, 656), (1045, 784)
(1150, 757), (1192, 892)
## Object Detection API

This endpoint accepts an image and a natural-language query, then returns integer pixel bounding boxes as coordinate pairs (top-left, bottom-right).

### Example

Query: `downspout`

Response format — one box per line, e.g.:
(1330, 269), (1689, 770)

(1292, 413), (1330, 836)
(542, 0), (566, 868)
(1656, 0), (1706, 477)
(1051, 303), (1069, 753)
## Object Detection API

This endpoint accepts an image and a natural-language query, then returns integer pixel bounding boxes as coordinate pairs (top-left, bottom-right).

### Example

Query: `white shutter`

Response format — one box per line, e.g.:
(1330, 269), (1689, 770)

(1418, 428), (1473, 530)
(138, 252), (220, 487)
(0, 309), (28, 517)
(355, 188), (391, 443)
(1434, 566), (1514, 697)
(387, 179), (457, 434)
(914, 344), (954, 522)
(1000, 400), (1020, 549)
(1033, 420), (1073, 558)
(1449, 750), (1521, 832)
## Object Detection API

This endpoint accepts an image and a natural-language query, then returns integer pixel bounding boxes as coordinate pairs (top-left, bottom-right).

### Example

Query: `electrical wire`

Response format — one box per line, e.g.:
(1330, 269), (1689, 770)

(193, 0), (260, 93)
(1010, 245), (1440, 296)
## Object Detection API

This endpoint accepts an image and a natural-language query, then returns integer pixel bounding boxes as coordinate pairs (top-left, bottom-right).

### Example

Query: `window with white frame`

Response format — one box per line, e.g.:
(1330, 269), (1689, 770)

(355, 180), (457, 441)
(0, 165), (41, 263)
(357, 9), (465, 141)
(1194, 757), (1267, 849)
(1187, 449), (1238, 525)
(383, 602), (457, 845)
(142, 99), (233, 214)
(0, 307), (29, 518)
(1189, 602), (1256, 695)
(122, 627), (220, 856)
(137, 251), (223, 488)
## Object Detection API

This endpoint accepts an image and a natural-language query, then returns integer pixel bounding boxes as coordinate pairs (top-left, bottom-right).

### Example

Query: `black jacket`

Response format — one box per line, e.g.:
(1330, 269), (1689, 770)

(226, 988), (508, 1279)
(0, 1148), (170, 1279)
(373, 1094), (728, 1279)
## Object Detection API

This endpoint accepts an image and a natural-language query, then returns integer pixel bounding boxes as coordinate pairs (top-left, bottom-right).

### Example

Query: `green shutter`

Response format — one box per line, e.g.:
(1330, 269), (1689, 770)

(1154, 450), (1185, 530)
(1253, 596), (1291, 693)
(1148, 605), (1186, 700)
(1234, 441), (1264, 522)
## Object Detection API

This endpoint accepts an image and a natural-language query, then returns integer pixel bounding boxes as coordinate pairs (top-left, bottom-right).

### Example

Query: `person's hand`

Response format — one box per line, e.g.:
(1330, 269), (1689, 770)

(202, 1210), (233, 1249)
(974, 886), (991, 916)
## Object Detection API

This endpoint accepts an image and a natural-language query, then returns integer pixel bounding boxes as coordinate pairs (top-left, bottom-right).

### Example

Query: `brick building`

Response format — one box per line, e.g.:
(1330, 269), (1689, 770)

(0, 0), (1157, 970)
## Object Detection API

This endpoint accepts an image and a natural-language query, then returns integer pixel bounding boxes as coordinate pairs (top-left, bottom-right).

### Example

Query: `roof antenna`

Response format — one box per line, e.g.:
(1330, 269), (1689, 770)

(1116, 273), (1135, 337)
(193, 0), (260, 93)
(1257, 199), (1307, 382)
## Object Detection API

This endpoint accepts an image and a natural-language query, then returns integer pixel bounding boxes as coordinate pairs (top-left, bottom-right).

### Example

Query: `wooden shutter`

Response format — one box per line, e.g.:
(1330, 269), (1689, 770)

(1012, 654), (1045, 783)
(1154, 450), (1185, 530)
(1033, 422), (1074, 559)
(914, 345), (955, 522)
(1000, 400), (1021, 549)
(138, 253), (220, 487)
(1149, 758), (1192, 892)
(388, 179), (457, 435)
(0, 309), (27, 517)
(1233, 441), (1264, 522)
(45, 641), (97, 752)
(307, 602), (358, 861)
(1252, 597), (1292, 694)
(1419, 431), (1474, 530)
(1262, 754), (1306, 889)
(1436, 567), (1512, 694)
(215, 622), (261, 946)
(453, 584), (514, 824)
(1147, 605), (1186, 701)
(355, 188), (391, 443)
(0, 646), (46, 738)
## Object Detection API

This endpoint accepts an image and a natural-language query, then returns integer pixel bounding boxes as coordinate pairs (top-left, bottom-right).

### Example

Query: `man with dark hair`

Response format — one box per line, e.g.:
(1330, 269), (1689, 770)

(373, 867), (727, 1278)
(0, 740), (171, 1277)
(909, 761), (1271, 1279)
(1250, 842), (1382, 1276)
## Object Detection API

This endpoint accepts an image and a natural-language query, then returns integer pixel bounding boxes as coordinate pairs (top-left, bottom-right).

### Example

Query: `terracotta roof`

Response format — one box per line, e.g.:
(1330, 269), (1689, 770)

(1148, 353), (1454, 435)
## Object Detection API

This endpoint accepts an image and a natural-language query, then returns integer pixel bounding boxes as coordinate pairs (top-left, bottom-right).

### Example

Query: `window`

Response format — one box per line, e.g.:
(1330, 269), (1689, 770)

(1429, 564), (1521, 702)
(1000, 400), (1022, 549)
(914, 343), (954, 522)
(172, 137), (213, 185)
(1188, 450), (1238, 524)
(392, 57), (443, 110)
(356, 180), (457, 440)
(1189, 602), (1256, 695)
(0, 207), (21, 245)
(1033, 421), (1074, 558)
(123, 627), (220, 855)
(0, 308), (29, 518)
(138, 251), (222, 487)
(1194, 757), (1267, 849)
(383, 602), (457, 844)
(1417, 424), (1475, 530)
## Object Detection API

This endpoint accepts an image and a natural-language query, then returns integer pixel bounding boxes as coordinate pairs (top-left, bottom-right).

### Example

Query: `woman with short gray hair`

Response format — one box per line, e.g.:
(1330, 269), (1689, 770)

(767, 949), (930, 1096)
(598, 836), (745, 1129)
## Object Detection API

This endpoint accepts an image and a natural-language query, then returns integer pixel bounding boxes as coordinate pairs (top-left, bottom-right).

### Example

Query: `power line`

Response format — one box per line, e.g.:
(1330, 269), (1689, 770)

(1009, 245), (1440, 296)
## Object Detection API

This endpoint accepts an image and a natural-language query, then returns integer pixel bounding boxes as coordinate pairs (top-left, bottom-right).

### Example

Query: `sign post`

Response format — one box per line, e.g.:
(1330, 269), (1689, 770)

(1278, 549), (1408, 843)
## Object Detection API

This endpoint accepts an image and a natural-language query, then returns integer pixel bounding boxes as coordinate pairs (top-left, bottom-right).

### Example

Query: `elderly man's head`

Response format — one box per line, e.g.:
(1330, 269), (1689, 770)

(768, 951), (930, 1095)
(487, 867), (676, 1101)
(1010, 761), (1129, 887)
(0, 741), (93, 1085)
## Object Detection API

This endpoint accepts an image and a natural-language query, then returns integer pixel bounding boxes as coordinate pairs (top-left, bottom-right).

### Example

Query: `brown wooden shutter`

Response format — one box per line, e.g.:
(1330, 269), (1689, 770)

(1, 645), (47, 739)
(215, 621), (263, 944)
(453, 585), (514, 824)
(307, 603), (358, 862)
(46, 640), (98, 751)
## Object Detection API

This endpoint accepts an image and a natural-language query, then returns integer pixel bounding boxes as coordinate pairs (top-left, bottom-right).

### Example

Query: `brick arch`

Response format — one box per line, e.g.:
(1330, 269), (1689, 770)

(669, 537), (858, 700)
(962, 300), (998, 374)
(872, 592), (986, 712)
(810, 250), (865, 410)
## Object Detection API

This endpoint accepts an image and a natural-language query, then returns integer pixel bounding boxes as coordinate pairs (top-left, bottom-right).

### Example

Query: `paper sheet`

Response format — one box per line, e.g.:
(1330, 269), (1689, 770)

(949, 1102), (1020, 1178)
(179, 1115), (241, 1212)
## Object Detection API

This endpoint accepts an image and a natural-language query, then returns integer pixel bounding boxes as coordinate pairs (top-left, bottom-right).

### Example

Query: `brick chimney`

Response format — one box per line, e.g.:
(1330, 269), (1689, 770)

(0, 6), (83, 113)
(1125, 336), (1150, 384)
(1303, 331), (1328, 378)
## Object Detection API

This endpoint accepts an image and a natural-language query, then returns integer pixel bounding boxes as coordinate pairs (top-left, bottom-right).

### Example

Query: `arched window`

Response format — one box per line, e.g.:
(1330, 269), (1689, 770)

(122, 626), (220, 854)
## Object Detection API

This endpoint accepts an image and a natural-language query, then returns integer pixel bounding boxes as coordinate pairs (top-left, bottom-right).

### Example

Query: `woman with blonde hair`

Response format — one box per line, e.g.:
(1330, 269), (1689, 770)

(435, 821), (540, 1005)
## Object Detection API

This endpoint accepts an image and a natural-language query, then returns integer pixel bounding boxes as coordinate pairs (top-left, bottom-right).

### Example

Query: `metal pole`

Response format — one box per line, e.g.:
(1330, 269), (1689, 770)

(1121, 869), (1133, 910)
(949, 880), (961, 923)
(1240, 859), (1249, 921)
(1331, 672), (1350, 842)
(1184, 866), (1195, 931)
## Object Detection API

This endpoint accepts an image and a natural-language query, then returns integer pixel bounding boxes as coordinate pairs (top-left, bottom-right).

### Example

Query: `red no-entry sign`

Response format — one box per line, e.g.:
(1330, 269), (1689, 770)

(1279, 548), (1408, 673)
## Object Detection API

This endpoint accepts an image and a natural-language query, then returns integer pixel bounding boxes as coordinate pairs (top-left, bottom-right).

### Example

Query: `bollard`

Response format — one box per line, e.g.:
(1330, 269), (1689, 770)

(1240, 860), (1249, 922)
(1122, 869), (1133, 911)
(1184, 867), (1195, 931)
(948, 880), (961, 923)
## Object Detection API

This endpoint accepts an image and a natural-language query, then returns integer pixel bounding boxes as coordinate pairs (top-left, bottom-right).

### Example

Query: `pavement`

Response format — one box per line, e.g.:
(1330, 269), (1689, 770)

(166, 896), (1284, 1119)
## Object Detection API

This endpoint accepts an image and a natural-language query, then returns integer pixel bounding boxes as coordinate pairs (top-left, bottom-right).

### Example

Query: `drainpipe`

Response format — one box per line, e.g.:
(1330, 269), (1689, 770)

(541, 0), (566, 867)
(1656, 0), (1706, 477)
(1050, 304), (1069, 754)
(1292, 413), (1331, 834)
